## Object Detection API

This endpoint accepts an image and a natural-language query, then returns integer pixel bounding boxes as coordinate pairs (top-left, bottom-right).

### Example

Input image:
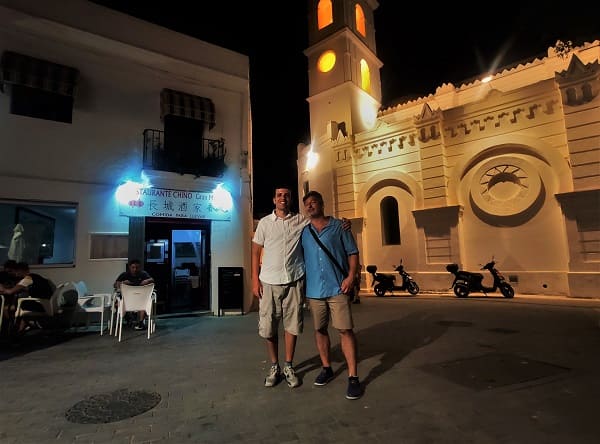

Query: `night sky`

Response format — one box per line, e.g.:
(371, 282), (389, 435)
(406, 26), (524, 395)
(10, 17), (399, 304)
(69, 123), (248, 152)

(90, 1), (599, 218)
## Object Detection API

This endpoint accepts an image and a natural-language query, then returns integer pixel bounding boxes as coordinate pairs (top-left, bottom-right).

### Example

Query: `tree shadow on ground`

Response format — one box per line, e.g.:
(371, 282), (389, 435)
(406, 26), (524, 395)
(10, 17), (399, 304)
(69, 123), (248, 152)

(295, 310), (450, 387)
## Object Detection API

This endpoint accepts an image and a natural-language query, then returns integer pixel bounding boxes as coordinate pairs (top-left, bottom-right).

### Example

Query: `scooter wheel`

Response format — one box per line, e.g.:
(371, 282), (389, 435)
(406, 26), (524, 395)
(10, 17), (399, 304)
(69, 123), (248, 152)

(454, 285), (469, 298)
(374, 284), (386, 297)
(500, 283), (515, 298)
(407, 281), (420, 295)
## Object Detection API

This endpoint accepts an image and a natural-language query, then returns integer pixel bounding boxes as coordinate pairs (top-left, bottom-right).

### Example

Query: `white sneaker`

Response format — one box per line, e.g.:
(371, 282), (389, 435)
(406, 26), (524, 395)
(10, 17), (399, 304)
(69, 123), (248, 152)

(283, 365), (300, 388)
(264, 365), (281, 387)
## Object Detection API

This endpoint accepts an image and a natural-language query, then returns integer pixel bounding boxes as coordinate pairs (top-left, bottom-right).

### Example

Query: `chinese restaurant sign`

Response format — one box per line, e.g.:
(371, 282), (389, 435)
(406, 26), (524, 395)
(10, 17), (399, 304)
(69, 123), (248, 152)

(119, 187), (231, 220)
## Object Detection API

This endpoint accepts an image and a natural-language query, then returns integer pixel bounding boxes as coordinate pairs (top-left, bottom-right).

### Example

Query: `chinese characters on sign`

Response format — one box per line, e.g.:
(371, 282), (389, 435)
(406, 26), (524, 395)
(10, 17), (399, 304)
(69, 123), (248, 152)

(119, 187), (231, 220)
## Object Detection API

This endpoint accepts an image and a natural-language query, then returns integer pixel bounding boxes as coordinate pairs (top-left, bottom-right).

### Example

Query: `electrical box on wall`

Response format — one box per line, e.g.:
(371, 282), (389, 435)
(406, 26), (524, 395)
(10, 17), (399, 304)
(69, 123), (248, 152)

(218, 267), (243, 316)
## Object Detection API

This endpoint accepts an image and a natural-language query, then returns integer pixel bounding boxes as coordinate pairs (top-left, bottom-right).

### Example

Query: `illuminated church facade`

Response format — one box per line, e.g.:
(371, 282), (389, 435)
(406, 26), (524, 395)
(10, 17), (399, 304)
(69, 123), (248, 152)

(298, 0), (600, 297)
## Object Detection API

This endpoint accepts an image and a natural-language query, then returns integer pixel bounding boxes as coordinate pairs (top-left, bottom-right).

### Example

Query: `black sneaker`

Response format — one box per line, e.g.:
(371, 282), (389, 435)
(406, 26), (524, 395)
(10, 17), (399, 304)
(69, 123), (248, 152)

(133, 321), (145, 331)
(346, 376), (362, 400)
(314, 367), (334, 386)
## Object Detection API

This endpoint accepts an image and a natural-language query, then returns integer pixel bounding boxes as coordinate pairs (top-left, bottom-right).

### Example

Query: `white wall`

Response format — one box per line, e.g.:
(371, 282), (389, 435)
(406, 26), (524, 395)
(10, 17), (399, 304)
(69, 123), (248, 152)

(0, 0), (255, 312)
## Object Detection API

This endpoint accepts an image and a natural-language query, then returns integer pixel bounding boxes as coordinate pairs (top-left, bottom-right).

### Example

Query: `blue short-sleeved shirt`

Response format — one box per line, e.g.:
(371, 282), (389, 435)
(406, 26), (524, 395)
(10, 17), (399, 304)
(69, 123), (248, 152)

(301, 217), (359, 299)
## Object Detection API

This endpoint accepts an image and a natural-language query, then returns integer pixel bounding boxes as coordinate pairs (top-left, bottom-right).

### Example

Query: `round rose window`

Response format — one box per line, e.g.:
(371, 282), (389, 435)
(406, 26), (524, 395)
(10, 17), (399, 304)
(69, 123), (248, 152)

(470, 157), (542, 217)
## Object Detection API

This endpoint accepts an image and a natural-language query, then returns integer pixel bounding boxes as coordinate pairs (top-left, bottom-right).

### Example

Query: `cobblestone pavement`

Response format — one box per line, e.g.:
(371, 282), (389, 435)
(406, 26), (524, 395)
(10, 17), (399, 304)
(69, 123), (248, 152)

(1, 293), (599, 444)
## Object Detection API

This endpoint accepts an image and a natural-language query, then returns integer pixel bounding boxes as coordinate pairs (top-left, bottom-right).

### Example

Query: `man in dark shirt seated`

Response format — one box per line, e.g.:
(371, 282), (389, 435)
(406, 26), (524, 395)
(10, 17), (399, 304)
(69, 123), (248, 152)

(114, 259), (154, 330)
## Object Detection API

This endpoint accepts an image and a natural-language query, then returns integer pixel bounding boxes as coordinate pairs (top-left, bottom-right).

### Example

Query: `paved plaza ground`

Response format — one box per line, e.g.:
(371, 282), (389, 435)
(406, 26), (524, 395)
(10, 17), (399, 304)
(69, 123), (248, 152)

(1, 293), (599, 443)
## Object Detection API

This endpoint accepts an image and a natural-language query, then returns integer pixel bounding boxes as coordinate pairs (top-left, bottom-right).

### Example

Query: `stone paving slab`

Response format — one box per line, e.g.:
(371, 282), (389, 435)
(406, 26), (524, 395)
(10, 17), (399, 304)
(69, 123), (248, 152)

(1, 295), (599, 443)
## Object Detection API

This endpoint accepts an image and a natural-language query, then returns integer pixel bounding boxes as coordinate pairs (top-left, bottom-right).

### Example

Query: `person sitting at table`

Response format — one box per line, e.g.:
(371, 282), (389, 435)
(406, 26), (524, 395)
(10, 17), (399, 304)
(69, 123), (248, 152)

(0, 261), (55, 333)
(0, 259), (18, 332)
(114, 259), (154, 330)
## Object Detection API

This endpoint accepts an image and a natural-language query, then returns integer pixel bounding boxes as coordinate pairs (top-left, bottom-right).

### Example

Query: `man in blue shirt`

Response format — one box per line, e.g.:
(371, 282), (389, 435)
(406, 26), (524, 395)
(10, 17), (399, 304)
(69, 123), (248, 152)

(301, 190), (362, 400)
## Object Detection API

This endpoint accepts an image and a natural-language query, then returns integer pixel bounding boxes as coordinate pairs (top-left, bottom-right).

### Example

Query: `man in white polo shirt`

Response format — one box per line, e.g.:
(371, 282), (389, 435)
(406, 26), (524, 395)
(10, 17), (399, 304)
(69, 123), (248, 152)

(252, 187), (306, 389)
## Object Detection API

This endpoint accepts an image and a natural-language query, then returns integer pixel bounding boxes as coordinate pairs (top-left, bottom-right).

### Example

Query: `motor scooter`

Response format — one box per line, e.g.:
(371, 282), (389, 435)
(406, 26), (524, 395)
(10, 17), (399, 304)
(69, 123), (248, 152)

(446, 258), (514, 298)
(366, 260), (420, 296)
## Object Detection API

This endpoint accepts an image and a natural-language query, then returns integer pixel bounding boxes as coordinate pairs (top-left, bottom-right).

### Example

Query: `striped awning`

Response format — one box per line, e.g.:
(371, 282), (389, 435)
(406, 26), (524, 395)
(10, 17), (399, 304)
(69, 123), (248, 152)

(160, 88), (215, 128)
(0, 51), (79, 96)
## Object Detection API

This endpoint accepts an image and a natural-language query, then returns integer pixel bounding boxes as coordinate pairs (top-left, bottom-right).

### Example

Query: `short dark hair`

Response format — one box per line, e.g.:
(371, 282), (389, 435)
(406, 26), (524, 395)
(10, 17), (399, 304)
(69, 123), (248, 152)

(273, 186), (293, 196)
(128, 259), (141, 266)
(302, 190), (324, 204)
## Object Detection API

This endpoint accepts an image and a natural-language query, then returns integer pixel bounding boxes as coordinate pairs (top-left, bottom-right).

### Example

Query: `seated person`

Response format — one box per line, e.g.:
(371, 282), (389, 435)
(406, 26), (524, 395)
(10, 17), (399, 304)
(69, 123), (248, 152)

(0, 261), (54, 332)
(0, 259), (18, 330)
(114, 259), (154, 330)
(0, 259), (18, 288)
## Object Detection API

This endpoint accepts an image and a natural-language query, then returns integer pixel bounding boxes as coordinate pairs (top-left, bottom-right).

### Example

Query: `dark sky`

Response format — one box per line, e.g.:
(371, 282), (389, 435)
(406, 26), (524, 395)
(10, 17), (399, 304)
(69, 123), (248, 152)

(91, 1), (599, 218)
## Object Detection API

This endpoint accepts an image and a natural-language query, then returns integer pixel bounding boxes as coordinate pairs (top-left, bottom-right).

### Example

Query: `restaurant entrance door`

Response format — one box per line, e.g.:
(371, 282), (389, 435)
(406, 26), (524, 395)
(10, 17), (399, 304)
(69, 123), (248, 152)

(144, 217), (211, 314)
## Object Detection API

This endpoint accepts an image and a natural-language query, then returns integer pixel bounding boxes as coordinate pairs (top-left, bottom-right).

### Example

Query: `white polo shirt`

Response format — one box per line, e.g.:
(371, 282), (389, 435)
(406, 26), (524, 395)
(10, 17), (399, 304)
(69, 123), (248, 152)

(253, 211), (309, 285)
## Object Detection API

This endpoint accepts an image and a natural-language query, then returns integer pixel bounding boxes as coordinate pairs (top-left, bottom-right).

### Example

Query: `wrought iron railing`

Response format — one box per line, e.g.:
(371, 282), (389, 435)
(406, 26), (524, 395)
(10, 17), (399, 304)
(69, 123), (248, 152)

(143, 129), (226, 177)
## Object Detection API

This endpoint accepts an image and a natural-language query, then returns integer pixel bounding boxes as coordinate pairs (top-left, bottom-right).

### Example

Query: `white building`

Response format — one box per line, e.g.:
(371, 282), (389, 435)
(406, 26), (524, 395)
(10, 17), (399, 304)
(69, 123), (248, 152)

(299, 0), (600, 298)
(0, 0), (254, 314)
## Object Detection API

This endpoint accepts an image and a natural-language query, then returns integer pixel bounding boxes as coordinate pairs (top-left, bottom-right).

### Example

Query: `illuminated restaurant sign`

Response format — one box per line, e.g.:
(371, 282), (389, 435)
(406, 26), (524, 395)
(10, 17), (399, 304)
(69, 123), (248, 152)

(118, 186), (231, 220)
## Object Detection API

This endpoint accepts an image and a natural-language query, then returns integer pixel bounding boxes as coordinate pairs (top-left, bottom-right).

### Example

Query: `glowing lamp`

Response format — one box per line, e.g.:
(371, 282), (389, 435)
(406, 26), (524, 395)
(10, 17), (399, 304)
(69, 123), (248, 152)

(212, 183), (233, 212)
(306, 148), (319, 171)
(115, 180), (143, 204)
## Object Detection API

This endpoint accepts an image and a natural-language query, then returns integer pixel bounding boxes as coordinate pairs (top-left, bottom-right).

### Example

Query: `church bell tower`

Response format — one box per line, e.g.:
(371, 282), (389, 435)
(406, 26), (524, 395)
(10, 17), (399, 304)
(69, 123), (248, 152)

(305, 0), (382, 142)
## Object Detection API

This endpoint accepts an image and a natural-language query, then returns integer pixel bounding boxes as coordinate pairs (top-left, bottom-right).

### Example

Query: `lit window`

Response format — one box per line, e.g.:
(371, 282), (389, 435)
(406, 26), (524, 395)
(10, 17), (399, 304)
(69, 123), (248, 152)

(355, 4), (366, 37)
(318, 50), (336, 73)
(317, 0), (333, 29)
(0, 200), (77, 266)
(360, 59), (371, 92)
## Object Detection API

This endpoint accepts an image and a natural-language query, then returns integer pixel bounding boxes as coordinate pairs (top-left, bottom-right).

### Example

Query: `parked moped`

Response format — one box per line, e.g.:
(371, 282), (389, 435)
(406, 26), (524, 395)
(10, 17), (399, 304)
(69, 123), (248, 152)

(366, 260), (420, 296)
(446, 258), (514, 298)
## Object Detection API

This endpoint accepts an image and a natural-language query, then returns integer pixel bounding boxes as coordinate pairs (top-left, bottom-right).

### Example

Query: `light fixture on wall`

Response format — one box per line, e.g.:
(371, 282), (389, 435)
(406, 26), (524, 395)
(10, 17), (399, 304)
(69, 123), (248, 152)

(115, 173), (152, 204)
(306, 146), (319, 171)
(115, 180), (143, 204)
(212, 183), (233, 212)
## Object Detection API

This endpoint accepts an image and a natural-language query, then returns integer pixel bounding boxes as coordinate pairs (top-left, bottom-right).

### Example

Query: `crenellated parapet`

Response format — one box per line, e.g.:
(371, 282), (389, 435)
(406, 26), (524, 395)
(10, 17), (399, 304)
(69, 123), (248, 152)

(443, 99), (559, 140)
(555, 55), (599, 106)
(555, 54), (600, 191)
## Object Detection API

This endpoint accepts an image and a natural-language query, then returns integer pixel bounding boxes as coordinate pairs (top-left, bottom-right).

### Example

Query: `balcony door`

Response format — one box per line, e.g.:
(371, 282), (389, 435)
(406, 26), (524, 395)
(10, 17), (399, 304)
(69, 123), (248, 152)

(164, 115), (206, 174)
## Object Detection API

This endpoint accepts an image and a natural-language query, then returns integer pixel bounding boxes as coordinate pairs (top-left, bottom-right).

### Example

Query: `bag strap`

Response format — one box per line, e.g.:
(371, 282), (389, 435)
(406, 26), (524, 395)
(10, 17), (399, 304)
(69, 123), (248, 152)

(308, 225), (346, 275)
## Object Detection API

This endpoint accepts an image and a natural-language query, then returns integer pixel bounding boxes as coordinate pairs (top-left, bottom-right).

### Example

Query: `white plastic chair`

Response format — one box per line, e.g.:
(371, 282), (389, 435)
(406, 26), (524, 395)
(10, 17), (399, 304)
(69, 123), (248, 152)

(14, 281), (78, 328)
(115, 283), (156, 342)
(108, 289), (119, 336)
(14, 282), (65, 320)
(75, 281), (113, 336)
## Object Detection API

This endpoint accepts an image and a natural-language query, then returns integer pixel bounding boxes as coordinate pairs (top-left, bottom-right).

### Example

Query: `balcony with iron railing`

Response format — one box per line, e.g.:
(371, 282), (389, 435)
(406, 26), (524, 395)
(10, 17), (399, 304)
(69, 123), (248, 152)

(143, 129), (226, 177)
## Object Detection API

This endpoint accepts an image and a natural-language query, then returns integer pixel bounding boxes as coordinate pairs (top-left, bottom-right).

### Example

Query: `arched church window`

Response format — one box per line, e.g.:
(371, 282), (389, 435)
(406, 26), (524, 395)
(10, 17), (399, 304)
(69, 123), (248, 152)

(381, 197), (400, 245)
(317, 0), (333, 30)
(360, 59), (371, 93)
(355, 4), (366, 37)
